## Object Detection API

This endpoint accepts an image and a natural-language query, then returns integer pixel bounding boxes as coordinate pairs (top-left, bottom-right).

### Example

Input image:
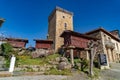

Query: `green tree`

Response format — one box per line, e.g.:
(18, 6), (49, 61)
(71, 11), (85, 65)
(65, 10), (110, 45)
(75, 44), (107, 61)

(1, 43), (13, 58)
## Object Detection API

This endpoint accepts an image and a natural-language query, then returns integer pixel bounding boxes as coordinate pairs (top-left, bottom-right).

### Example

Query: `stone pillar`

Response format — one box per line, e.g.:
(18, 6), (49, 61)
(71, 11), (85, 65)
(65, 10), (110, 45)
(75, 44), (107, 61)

(108, 49), (112, 62)
(117, 54), (119, 62)
(70, 48), (74, 66)
(86, 50), (89, 60)
(111, 49), (114, 62)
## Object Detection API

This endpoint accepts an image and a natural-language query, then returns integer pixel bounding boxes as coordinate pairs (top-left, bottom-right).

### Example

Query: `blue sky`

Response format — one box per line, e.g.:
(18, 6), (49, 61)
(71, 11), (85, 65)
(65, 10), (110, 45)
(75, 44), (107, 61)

(0, 0), (120, 47)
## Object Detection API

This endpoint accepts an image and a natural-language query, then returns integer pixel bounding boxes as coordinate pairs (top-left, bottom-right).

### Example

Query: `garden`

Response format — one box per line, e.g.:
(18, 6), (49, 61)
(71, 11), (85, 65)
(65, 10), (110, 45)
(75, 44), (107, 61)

(0, 43), (100, 77)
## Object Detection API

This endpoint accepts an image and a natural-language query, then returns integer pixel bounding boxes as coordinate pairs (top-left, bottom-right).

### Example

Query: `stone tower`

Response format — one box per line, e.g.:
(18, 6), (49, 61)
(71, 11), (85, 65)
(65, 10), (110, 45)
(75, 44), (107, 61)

(48, 6), (73, 51)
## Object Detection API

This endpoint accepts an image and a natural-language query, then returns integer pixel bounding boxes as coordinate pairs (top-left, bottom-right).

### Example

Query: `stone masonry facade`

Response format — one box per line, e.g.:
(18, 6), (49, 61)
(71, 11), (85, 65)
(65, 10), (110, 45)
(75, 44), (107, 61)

(48, 7), (73, 51)
(86, 28), (120, 63)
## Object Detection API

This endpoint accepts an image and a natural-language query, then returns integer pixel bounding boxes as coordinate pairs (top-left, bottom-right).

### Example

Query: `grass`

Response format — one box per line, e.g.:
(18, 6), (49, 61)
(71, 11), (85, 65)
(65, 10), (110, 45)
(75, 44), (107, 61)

(5, 59), (10, 68)
(17, 53), (61, 66)
(17, 56), (42, 65)
(93, 68), (100, 77)
(44, 68), (72, 75)
(16, 53), (72, 75)
(88, 68), (100, 79)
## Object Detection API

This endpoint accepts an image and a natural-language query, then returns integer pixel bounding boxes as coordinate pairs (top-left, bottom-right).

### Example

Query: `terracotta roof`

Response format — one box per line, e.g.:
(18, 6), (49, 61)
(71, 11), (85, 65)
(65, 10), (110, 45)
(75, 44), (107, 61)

(110, 30), (120, 38)
(6, 38), (28, 43)
(34, 39), (53, 43)
(85, 27), (120, 42)
(60, 30), (99, 40)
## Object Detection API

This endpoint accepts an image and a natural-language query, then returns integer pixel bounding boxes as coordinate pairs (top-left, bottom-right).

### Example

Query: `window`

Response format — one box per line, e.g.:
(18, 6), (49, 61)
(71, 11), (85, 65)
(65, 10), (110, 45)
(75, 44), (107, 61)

(116, 43), (119, 51)
(63, 16), (65, 18)
(104, 35), (107, 40)
(108, 37), (111, 41)
(64, 23), (67, 30)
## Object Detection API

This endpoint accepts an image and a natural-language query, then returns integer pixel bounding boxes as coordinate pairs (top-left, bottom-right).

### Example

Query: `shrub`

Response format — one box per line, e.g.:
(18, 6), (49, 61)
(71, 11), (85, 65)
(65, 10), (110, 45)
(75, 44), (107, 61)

(1, 43), (21, 68)
(1, 43), (13, 58)
(5, 59), (10, 68)
(74, 58), (81, 69)
(93, 60), (99, 68)
(80, 59), (89, 71)
(89, 68), (100, 78)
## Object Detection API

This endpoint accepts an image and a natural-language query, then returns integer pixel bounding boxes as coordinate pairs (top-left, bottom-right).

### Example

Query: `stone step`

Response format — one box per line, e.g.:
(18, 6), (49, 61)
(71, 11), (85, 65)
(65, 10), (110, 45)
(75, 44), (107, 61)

(0, 61), (5, 64)
(0, 65), (4, 68)
(0, 56), (7, 71)
(0, 68), (5, 71)
(0, 56), (5, 61)
(0, 71), (12, 77)
(0, 67), (8, 71)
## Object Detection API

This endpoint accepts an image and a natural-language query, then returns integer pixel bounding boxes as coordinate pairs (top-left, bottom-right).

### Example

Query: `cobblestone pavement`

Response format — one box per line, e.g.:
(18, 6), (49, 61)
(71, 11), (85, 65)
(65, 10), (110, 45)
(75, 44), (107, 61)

(0, 75), (67, 80)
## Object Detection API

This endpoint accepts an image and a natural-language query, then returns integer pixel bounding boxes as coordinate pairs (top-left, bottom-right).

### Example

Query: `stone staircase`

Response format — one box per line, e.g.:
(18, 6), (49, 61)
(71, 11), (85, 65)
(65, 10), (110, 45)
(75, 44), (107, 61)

(0, 56), (6, 71)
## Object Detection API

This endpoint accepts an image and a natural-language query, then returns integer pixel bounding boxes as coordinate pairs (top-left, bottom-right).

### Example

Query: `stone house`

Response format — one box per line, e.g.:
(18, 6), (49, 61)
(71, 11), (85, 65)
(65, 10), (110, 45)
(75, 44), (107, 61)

(47, 6), (73, 51)
(86, 28), (120, 63)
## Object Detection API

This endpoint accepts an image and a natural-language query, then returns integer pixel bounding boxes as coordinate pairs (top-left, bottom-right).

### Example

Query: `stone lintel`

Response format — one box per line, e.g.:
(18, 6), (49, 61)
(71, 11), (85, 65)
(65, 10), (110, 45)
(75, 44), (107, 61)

(84, 48), (90, 50)
(68, 46), (75, 49)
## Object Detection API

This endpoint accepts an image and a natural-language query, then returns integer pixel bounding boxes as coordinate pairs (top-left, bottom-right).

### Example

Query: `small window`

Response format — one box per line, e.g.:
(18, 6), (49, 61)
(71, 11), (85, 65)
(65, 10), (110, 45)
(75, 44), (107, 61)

(104, 35), (107, 40)
(116, 43), (119, 51)
(108, 37), (111, 41)
(63, 16), (65, 18)
(64, 23), (67, 30)
(104, 35), (106, 37)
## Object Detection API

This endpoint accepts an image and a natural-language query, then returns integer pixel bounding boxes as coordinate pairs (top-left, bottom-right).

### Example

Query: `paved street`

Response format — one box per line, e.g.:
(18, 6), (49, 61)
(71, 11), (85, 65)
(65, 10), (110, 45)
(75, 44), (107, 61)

(0, 75), (67, 80)
(0, 63), (120, 80)
(100, 63), (120, 80)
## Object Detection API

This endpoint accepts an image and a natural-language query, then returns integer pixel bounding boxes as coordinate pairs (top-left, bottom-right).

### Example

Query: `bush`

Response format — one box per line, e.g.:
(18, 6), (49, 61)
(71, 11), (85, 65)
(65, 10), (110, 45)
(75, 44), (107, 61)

(80, 59), (89, 71)
(1, 43), (13, 58)
(89, 68), (100, 78)
(93, 60), (99, 68)
(16, 53), (61, 66)
(5, 59), (10, 68)
(1, 43), (15, 68)
(74, 58), (81, 69)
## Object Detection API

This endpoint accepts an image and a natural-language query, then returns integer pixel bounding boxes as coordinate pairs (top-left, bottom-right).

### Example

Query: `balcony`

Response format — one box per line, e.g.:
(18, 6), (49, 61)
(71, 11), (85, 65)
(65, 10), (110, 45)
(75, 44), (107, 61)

(105, 40), (115, 49)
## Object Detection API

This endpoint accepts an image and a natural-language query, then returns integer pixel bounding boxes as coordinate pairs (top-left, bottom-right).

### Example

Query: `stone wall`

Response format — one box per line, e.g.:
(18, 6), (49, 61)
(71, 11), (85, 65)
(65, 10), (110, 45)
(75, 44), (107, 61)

(15, 64), (54, 72)
(48, 7), (73, 51)
(0, 56), (6, 71)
